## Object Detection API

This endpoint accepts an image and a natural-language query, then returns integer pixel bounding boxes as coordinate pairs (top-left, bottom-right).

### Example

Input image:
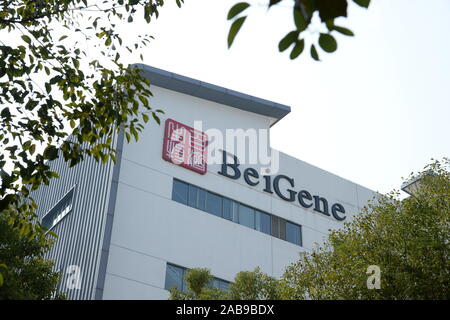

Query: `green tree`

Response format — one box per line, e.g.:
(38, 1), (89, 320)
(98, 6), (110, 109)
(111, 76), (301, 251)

(168, 268), (226, 300)
(279, 158), (450, 299)
(227, 0), (371, 61)
(227, 267), (280, 299)
(0, 0), (183, 291)
(169, 267), (280, 300)
(0, 208), (64, 299)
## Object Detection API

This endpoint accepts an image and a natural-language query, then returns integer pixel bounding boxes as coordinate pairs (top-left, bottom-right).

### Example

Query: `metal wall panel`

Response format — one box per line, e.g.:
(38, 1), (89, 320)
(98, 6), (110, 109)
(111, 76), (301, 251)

(31, 132), (123, 300)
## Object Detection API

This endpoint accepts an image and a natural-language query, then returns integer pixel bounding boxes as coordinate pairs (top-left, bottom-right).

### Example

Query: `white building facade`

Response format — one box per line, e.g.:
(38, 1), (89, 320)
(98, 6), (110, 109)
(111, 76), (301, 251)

(32, 65), (376, 300)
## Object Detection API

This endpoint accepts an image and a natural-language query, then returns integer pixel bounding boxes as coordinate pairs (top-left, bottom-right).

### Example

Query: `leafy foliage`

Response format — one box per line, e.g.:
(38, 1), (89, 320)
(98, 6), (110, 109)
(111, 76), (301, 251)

(169, 267), (280, 300)
(0, 0), (183, 291)
(0, 208), (64, 299)
(227, 267), (280, 299)
(227, 0), (371, 60)
(168, 268), (226, 300)
(281, 159), (450, 299)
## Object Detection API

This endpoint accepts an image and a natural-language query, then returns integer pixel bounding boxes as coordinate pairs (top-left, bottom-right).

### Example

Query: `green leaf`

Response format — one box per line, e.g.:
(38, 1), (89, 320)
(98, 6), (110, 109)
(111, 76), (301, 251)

(43, 145), (58, 161)
(130, 127), (139, 141)
(21, 35), (31, 44)
(59, 35), (68, 41)
(23, 140), (31, 150)
(227, 16), (247, 48)
(316, 0), (347, 21)
(269, 0), (282, 7)
(46, 231), (58, 239)
(73, 58), (80, 69)
(318, 33), (337, 52)
(310, 44), (320, 61)
(142, 113), (149, 123)
(152, 112), (161, 125)
(1, 107), (11, 120)
(293, 8), (307, 31)
(227, 2), (250, 20)
(333, 26), (354, 36)
(29, 144), (36, 155)
(138, 95), (149, 106)
(278, 31), (299, 52)
(290, 39), (305, 59)
(353, 0), (371, 8)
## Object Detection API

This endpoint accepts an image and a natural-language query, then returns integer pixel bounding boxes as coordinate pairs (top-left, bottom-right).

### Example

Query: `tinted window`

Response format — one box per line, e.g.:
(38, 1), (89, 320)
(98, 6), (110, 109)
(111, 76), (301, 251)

(197, 189), (207, 211)
(42, 187), (74, 230)
(232, 201), (239, 223)
(286, 222), (301, 245)
(256, 210), (271, 235)
(271, 216), (280, 238)
(165, 264), (184, 291)
(223, 198), (232, 220)
(209, 278), (229, 291)
(206, 192), (222, 217)
(255, 210), (261, 231)
(239, 204), (255, 229)
(172, 180), (188, 205)
(279, 219), (287, 240)
(219, 280), (229, 291)
(188, 185), (198, 207)
(171, 179), (302, 247)
(210, 278), (220, 289)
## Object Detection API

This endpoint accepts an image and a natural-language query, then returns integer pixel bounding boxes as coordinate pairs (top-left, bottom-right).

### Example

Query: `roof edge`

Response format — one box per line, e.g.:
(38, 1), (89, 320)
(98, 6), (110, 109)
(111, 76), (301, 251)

(130, 64), (291, 126)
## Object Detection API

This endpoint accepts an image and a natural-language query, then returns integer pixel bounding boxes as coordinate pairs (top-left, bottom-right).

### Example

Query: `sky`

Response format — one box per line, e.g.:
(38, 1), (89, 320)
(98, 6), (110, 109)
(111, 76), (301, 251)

(122, 0), (450, 195)
(2, 0), (448, 195)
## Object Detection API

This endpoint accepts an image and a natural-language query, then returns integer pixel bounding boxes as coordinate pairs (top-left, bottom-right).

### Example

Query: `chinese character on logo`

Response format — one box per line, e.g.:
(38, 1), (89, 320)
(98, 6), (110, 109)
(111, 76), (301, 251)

(162, 119), (208, 174)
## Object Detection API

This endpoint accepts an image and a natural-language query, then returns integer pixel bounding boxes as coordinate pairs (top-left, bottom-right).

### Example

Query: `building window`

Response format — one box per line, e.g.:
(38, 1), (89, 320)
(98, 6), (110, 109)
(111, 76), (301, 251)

(165, 264), (187, 292)
(172, 180), (189, 205)
(210, 278), (230, 291)
(172, 179), (303, 247)
(256, 210), (271, 235)
(222, 198), (233, 221)
(164, 263), (230, 292)
(187, 184), (197, 207)
(42, 187), (75, 230)
(286, 222), (302, 246)
(238, 204), (255, 229)
(206, 191), (222, 217)
(198, 188), (207, 211)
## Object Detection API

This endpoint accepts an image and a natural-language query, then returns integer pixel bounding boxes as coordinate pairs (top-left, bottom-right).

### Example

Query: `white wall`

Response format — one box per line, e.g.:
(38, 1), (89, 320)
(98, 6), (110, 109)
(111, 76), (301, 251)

(102, 86), (377, 299)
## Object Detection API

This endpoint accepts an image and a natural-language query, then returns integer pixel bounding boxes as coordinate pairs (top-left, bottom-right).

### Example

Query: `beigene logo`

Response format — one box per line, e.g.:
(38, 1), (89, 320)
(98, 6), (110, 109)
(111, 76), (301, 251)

(162, 118), (208, 174)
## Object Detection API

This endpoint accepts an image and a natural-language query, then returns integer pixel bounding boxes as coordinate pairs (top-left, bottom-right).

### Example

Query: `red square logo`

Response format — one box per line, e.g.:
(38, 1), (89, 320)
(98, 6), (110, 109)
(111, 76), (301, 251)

(162, 119), (208, 174)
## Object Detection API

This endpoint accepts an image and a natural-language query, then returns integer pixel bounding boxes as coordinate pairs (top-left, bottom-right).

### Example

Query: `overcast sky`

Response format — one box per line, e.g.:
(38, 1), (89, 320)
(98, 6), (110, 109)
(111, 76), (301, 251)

(125, 0), (449, 194)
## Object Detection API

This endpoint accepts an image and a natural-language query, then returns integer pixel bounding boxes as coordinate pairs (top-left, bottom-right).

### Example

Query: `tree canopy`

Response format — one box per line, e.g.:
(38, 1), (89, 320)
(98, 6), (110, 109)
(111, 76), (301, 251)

(169, 267), (281, 300)
(0, 208), (64, 299)
(170, 159), (450, 300)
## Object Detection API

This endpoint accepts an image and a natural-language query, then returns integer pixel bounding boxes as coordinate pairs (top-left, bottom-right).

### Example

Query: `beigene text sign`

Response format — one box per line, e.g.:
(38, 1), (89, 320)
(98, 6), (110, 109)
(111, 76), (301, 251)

(162, 118), (208, 174)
